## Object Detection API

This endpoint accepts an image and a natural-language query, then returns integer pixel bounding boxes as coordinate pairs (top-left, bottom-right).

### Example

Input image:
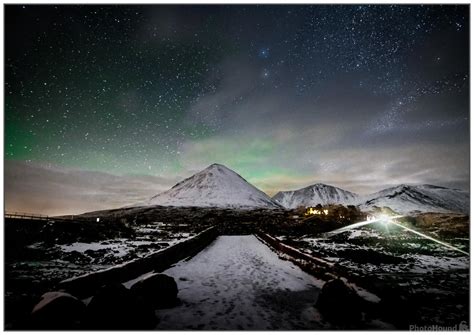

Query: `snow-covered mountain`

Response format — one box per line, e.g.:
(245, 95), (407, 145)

(359, 184), (469, 214)
(272, 183), (360, 209)
(136, 163), (281, 209)
(273, 182), (468, 214)
(134, 164), (468, 214)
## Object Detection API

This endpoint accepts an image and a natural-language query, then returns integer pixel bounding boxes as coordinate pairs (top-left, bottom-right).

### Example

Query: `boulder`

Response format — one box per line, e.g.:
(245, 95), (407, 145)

(30, 291), (85, 330)
(131, 273), (178, 308)
(84, 248), (108, 258)
(96, 253), (119, 265)
(61, 250), (90, 264)
(316, 278), (363, 325)
(83, 283), (157, 330)
(379, 286), (416, 328)
(339, 249), (403, 265)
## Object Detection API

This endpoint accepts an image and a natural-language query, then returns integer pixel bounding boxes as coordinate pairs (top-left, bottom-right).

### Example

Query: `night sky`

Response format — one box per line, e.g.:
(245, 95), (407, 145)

(5, 5), (470, 214)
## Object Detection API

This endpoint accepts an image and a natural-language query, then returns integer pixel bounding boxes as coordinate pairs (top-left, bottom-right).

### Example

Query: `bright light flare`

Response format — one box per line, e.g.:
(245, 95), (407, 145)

(389, 220), (469, 256)
(326, 214), (402, 236)
(326, 214), (469, 256)
(378, 214), (392, 225)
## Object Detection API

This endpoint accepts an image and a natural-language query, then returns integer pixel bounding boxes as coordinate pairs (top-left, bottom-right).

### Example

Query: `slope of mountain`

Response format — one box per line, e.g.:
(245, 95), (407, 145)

(359, 184), (469, 214)
(273, 183), (360, 209)
(136, 163), (281, 209)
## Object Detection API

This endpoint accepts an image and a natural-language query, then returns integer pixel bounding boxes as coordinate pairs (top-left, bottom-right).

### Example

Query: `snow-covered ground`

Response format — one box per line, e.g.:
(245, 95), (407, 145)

(52, 226), (195, 261)
(297, 229), (469, 274)
(280, 226), (469, 327)
(125, 235), (326, 330)
(11, 229), (198, 299)
(60, 240), (154, 257)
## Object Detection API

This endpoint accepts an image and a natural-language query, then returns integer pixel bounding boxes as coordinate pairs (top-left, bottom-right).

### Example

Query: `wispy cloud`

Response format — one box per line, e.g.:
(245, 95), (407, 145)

(5, 160), (181, 215)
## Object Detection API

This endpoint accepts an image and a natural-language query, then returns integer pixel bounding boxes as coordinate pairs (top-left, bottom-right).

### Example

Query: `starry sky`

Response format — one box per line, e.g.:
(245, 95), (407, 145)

(5, 4), (470, 215)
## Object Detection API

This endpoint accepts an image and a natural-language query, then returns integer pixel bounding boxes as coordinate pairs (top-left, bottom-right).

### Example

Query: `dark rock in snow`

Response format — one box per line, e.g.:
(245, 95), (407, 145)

(84, 248), (108, 258)
(131, 273), (178, 308)
(120, 250), (138, 262)
(379, 286), (416, 328)
(316, 278), (363, 325)
(30, 291), (85, 330)
(338, 249), (403, 265)
(96, 253), (118, 265)
(136, 243), (154, 252)
(61, 250), (91, 264)
(83, 283), (157, 330)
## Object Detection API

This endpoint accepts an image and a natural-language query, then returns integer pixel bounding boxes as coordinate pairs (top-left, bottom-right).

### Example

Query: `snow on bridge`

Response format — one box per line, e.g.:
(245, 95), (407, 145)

(125, 235), (326, 330)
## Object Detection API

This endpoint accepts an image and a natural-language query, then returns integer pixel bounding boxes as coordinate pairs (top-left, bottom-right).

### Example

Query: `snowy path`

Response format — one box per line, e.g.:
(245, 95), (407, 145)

(155, 235), (326, 330)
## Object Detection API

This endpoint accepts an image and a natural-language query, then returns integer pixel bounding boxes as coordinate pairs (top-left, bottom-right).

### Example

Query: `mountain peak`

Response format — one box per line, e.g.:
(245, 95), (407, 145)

(201, 163), (238, 176)
(311, 183), (343, 189)
(138, 164), (281, 209)
(206, 163), (228, 169)
(273, 183), (359, 209)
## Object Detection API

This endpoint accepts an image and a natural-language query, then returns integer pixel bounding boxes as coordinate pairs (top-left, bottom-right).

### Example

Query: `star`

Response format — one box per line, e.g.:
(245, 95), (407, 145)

(258, 47), (270, 59)
(4, 4), (469, 214)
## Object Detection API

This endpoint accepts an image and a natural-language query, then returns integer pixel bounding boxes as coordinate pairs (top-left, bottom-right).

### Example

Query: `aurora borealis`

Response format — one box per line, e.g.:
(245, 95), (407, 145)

(5, 4), (469, 215)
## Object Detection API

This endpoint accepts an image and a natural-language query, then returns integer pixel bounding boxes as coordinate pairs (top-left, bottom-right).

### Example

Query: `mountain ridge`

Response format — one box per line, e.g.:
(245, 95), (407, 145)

(273, 182), (469, 214)
(359, 184), (469, 214)
(133, 164), (468, 214)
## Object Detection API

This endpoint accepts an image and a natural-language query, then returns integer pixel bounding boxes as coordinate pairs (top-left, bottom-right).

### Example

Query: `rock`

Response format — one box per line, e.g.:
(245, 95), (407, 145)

(379, 286), (416, 328)
(131, 273), (178, 308)
(30, 291), (85, 330)
(83, 283), (157, 330)
(84, 248), (108, 258)
(96, 254), (118, 265)
(61, 251), (90, 264)
(316, 278), (362, 325)
(339, 249), (403, 265)
(120, 251), (138, 262)
(136, 244), (153, 252)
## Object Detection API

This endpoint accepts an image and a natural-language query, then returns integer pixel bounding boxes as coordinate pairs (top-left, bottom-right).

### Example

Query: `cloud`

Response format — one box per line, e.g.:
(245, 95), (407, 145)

(173, 51), (469, 198)
(178, 133), (469, 196)
(5, 160), (180, 215)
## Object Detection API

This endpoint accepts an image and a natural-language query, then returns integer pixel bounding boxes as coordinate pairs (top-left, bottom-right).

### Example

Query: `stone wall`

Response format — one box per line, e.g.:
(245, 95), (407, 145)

(255, 231), (338, 281)
(58, 226), (218, 298)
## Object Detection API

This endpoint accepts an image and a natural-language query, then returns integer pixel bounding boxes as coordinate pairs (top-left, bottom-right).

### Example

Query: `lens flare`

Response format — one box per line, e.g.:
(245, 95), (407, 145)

(326, 215), (402, 236)
(326, 214), (469, 256)
(389, 220), (469, 256)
